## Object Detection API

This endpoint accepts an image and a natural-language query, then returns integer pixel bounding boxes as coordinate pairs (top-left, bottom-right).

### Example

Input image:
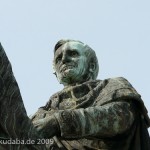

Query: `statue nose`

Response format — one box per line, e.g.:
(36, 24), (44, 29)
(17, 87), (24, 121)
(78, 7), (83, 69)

(62, 54), (69, 63)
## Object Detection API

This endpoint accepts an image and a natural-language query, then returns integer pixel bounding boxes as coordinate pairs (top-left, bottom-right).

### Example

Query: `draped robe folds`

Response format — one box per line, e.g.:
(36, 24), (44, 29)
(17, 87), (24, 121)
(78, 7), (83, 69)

(32, 77), (150, 150)
(0, 43), (150, 150)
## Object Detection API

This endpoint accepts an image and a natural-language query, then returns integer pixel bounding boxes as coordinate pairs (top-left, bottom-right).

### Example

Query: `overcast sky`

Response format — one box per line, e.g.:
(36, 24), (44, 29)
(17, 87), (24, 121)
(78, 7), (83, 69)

(0, 0), (150, 124)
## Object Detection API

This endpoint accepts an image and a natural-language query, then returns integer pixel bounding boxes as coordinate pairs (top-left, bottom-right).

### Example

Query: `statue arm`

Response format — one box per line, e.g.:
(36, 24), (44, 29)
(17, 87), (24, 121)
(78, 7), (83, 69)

(54, 101), (135, 138)
(34, 101), (135, 139)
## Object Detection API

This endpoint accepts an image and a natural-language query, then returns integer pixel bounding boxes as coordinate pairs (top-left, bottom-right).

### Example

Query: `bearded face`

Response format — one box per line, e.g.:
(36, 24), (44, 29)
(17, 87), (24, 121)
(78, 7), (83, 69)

(53, 41), (91, 86)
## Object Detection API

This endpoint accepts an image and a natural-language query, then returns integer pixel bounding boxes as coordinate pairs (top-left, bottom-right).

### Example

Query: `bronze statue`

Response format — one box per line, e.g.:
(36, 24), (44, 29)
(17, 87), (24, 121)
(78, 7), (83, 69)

(0, 40), (150, 150)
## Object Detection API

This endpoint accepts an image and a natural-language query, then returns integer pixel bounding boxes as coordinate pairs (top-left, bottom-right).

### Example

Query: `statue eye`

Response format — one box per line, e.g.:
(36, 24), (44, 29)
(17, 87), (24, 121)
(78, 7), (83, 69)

(70, 51), (79, 57)
(56, 57), (61, 64)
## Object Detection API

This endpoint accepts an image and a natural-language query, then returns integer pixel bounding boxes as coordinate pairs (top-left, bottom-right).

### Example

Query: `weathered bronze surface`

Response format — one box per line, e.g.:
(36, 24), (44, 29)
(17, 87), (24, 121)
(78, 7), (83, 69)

(0, 40), (149, 150)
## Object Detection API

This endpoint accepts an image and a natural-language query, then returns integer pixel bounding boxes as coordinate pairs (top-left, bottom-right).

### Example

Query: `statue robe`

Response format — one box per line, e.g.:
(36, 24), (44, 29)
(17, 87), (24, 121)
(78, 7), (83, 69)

(32, 77), (150, 150)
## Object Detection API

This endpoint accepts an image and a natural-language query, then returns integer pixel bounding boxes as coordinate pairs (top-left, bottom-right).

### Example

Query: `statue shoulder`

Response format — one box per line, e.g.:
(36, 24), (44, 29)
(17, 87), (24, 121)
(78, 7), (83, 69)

(107, 76), (132, 85)
(94, 76), (141, 105)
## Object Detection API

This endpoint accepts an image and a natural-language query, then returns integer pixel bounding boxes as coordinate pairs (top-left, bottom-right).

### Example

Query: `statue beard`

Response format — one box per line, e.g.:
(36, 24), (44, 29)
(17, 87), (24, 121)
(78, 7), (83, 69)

(57, 66), (91, 85)
(58, 68), (78, 84)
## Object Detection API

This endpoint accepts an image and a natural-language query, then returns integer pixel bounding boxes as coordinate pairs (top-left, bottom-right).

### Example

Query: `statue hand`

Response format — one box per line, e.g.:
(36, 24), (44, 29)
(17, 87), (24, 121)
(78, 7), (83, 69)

(33, 116), (60, 138)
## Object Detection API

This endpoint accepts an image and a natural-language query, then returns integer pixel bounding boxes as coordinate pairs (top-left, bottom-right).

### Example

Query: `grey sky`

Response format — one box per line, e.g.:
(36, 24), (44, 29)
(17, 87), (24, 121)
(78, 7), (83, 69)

(0, 0), (150, 123)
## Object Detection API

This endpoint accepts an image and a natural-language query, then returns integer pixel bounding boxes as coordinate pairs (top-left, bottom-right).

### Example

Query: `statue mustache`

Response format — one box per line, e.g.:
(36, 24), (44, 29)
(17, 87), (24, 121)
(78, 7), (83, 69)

(60, 63), (77, 72)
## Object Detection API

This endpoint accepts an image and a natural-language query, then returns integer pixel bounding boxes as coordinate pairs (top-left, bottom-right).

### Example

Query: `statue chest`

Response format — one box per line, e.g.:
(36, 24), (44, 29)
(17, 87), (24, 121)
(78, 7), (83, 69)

(50, 83), (97, 110)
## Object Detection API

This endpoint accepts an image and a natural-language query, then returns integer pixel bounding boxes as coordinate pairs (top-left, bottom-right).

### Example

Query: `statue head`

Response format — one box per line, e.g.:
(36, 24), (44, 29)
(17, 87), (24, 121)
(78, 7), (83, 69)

(53, 39), (99, 86)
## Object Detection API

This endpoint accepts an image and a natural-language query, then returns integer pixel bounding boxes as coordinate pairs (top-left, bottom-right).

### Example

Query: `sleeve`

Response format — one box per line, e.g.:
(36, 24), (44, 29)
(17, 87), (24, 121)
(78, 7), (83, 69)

(54, 101), (135, 139)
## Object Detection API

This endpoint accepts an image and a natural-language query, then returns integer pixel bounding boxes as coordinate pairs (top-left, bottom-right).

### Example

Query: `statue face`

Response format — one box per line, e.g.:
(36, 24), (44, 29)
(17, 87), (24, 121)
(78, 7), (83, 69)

(53, 41), (89, 86)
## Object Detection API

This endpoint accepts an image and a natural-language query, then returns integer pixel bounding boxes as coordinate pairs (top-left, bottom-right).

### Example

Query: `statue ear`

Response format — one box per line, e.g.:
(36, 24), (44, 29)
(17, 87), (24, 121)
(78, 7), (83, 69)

(52, 62), (57, 77)
(89, 62), (95, 73)
(53, 72), (57, 77)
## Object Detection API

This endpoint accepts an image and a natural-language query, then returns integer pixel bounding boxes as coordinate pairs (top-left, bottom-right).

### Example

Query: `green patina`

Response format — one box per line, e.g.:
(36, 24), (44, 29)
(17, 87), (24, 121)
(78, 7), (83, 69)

(53, 40), (99, 86)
